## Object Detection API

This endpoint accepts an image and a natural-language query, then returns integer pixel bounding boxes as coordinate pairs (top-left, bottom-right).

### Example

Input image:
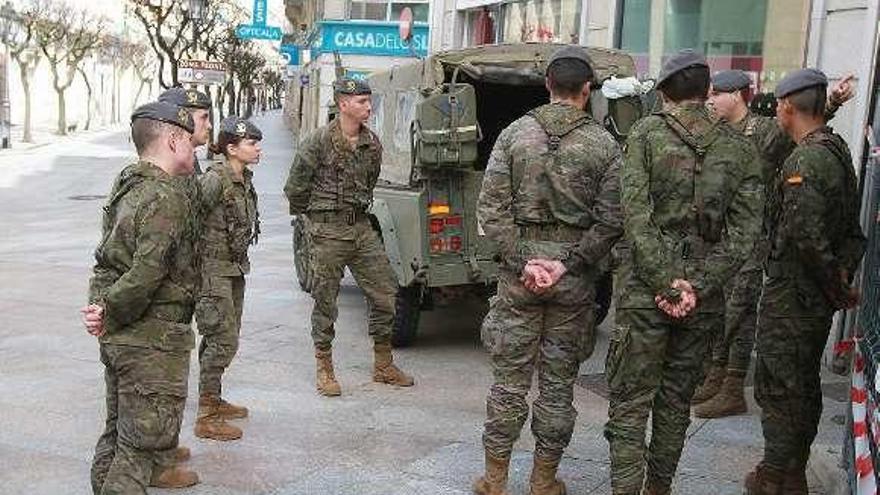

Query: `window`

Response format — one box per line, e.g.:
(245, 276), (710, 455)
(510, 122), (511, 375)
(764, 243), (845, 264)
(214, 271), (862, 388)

(348, 0), (429, 22)
(462, 7), (499, 47)
(500, 0), (581, 44)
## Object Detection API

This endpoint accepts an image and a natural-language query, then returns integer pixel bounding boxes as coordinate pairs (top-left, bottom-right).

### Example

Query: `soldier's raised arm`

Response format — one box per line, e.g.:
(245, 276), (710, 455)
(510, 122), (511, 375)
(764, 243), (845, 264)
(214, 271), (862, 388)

(477, 126), (522, 271)
(284, 130), (322, 214)
(692, 143), (764, 299)
(620, 121), (681, 295)
(563, 146), (623, 272)
(99, 191), (187, 327)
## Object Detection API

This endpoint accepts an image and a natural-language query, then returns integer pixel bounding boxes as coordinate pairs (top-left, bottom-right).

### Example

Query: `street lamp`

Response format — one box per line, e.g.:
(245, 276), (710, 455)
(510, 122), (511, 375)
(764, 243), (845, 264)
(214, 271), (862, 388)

(186, 0), (207, 53)
(0, 1), (20, 148)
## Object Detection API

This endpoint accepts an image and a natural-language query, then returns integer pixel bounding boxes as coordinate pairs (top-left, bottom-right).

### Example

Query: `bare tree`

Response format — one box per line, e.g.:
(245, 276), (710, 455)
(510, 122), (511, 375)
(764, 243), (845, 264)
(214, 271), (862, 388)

(33, 1), (105, 135)
(128, 42), (157, 106)
(127, 0), (193, 88)
(76, 64), (94, 130)
(0, 1), (45, 143)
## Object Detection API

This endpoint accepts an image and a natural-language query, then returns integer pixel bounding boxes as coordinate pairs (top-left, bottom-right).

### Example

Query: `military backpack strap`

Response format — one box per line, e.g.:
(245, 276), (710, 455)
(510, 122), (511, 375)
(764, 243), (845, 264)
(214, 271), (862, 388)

(510, 105), (590, 192)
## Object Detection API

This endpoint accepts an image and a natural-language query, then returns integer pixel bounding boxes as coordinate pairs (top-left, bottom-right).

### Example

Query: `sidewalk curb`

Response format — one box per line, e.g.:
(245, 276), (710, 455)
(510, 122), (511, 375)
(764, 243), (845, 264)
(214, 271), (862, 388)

(809, 444), (849, 495)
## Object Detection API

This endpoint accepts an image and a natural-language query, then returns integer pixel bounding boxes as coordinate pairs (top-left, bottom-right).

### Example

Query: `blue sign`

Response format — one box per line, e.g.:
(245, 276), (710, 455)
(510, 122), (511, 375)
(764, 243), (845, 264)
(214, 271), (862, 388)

(345, 70), (371, 81)
(236, 24), (283, 41)
(252, 0), (267, 26)
(280, 44), (301, 65)
(316, 21), (429, 58)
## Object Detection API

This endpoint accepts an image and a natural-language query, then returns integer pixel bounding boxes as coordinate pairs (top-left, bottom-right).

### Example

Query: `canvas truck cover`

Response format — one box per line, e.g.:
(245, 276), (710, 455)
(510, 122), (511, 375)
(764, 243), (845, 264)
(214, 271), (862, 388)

(367, 43), (639, 185)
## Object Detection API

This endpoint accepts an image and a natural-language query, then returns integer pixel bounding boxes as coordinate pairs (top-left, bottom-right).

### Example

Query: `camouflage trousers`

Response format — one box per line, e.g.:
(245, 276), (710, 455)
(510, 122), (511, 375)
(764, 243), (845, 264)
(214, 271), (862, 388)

(91, 343), (189, 495)
(196, 274), (245, 397)
(480, 271), (596, 460)
(754, 276), (834, 471)
(605, 308), (717, 494)
(709, 267), (762, 375)
(308, 220), (396, 351)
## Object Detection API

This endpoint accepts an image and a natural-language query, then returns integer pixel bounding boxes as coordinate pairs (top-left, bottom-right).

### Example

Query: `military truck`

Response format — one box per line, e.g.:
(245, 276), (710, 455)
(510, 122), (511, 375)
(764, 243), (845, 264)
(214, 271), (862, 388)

(293, 43), (645, 346)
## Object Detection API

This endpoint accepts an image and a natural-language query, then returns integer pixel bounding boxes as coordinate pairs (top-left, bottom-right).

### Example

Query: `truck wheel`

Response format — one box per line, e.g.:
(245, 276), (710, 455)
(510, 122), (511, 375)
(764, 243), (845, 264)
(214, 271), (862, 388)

(595, 270), (613, 326)
(392, 285), (422, 347)
(292, 216), (312, 293)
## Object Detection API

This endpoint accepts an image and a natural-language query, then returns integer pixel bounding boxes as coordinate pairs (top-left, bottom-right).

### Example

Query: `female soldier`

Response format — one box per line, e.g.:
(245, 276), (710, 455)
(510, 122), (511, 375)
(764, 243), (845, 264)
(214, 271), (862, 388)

(194, 116), (262, 441)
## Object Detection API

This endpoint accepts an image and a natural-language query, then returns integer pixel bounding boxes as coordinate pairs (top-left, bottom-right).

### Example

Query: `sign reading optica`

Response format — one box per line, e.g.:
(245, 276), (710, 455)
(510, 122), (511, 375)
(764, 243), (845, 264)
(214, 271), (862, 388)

(316, 21), (428, 58)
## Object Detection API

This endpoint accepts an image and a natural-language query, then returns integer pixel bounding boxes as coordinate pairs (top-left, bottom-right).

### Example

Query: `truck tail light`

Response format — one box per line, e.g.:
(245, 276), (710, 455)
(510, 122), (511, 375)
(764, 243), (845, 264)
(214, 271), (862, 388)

(449, 235), (462, 252)
(429, 218), (445, 234)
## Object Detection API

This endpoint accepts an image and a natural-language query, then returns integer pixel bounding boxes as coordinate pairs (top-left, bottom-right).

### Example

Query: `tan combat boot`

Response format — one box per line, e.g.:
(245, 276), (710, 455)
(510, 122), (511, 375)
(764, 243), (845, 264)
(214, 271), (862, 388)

(315, 348), (342, 396)
(149, 466), (200, 489)
(373, 343), (414, 387)
(693, 373), (747, 418)
(473, 451), (510, 495)
(528, 455), (566, 495)
(215, 397), (249, 419)
(691, 365), (725, 404)
(744, 463), (784, 495)
(174, 446), (191, 463)
(194, 395), (243, 441)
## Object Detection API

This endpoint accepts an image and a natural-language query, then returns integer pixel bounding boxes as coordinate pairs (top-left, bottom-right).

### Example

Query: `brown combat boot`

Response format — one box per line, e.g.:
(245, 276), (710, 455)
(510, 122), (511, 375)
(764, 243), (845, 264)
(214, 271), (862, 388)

(693, 373), (747, 418)
(745, 463), (784, 495)
(528, 455), (566, 495)
(194, 395), (243, 441)
(373, 343), (414, 387)
(174, 446), (191, 463)
(315, 348), (342, 396)
(692, 365), (725, 404)
(215, 397), (249, 419)
(149, 466), (199, 488)
(782, 468), (808, 495)
(473, 451), (510, 495)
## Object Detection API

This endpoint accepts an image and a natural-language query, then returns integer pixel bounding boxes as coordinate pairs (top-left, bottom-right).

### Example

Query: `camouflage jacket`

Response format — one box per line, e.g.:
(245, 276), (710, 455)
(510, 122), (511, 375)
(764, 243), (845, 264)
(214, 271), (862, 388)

(618, 101), (764, 312)
(477, 102), (623, 276)
(199, 159), (259, 277)
(88, 160), (200, 351)
(768, 126), (865, 309)
(284, 119), (383, 217)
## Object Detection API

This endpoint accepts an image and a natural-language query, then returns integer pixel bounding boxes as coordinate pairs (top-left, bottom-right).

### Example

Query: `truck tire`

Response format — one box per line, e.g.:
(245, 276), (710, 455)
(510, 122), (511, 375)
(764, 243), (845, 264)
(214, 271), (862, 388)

(392, 285), (422, 347)
(292, 216), (312, 293)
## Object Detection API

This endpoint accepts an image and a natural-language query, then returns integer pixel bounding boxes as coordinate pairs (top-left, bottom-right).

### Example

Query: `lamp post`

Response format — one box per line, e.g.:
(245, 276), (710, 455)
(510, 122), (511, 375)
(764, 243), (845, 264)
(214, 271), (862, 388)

(0, 1), (20, 148)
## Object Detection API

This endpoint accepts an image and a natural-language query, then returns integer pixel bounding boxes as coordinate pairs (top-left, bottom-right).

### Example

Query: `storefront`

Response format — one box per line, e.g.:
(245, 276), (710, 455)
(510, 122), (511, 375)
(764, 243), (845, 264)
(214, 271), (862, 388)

(616, 0), (811, 93)
(455, 0), (586, 48)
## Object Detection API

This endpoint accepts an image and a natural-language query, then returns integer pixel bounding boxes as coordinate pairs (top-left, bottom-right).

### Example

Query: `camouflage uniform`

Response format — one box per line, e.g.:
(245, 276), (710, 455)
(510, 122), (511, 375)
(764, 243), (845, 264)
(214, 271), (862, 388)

(755, 126), (865, 474)
(708, 114), (792, 376)
(284, 118), (395, 350)
(88, 160), (199, 495)
(196, 159), (259, 397)
(477, 102), (623, 461)
(606, 102), (763, 493)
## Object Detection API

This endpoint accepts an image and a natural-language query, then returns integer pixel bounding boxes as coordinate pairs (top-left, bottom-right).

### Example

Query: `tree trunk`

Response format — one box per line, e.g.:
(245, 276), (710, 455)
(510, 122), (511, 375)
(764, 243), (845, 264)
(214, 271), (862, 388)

(17, 60), (33, 143)
(226, 78), (236, 116)
(134, 79), (146, 106)
(56, 88), (67, 135)
(111, 63), (117, 125)
(83, 74), (92, 131)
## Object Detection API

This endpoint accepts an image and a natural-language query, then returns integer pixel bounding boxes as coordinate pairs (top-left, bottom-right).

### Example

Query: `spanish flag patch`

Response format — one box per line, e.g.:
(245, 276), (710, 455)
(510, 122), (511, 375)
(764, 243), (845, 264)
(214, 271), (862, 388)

(786, 174), (804, 185)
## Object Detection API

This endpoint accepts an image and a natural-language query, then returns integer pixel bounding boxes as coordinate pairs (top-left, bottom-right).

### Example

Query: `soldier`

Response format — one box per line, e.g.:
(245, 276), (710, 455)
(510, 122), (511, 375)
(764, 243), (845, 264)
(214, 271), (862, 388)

(192, 116), (263, 441)
(694, 70), (855, 419)
(82, 101), (201, 494)
(284, 77), (413, 396)
(745, 69), (865, 494)
(473, 46), (623, 495)
(605, 50), (764, 495)
(159, 87), (213, 175)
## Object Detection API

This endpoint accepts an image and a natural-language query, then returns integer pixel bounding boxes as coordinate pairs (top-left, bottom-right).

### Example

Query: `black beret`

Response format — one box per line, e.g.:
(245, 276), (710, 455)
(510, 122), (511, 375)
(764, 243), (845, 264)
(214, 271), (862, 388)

(774, 68), (828, 98)
(711, 70), (751, 92)
(333, 77), (371, 95)
(546, 45), (594, 74)
(158, 87), (211, 110)
(218, 116), (262, 140)
(657, 49), (708, 86)
(131, 101), (194, 133)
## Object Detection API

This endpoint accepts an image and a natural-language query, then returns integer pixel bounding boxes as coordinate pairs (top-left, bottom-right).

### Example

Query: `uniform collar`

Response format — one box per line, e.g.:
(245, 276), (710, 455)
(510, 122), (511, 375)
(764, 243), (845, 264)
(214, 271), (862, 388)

(213, 158), (252, 183)
(330, 118), (373, 150)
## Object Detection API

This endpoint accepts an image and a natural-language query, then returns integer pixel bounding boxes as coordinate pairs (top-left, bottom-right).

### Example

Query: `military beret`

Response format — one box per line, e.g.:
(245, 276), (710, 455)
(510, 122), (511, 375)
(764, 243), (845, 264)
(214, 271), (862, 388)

(218, 116), (262, 140)
(711, 70), (751, 92)
(158, 87), (211, 110)
(774, 68), (828, 98)
(333, 77), (371, 95)
(657, 49), (708, 86)
(546, 45), (594, 74)
(131, 101), (194, 133)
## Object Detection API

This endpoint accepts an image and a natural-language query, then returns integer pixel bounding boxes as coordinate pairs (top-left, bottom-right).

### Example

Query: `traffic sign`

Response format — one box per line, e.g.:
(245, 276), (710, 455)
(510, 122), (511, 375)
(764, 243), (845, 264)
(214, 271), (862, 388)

(178, 59), (227, 85)
(279, 44), (301, 66)
(236, 24), (283, 41)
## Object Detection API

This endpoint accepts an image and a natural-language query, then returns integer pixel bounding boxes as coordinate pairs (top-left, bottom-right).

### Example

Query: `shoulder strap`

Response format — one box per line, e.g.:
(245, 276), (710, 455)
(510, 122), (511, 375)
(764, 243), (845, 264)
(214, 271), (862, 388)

(511, 106), (590, 191)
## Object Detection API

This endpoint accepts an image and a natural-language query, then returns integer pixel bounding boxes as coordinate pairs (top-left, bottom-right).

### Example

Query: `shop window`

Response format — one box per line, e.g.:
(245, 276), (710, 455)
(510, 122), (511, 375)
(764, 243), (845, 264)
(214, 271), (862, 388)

(462, 7), (499, 47)
(391, 2), (429, 22)
(349, 0), (429, 22)
(617, 0), (650, 75)
(500, 0), (581, 44)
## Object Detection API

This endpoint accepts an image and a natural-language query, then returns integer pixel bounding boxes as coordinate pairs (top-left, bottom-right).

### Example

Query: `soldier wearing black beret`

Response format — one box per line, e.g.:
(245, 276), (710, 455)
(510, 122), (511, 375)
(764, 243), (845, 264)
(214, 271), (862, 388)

(159, 87), (213, 174)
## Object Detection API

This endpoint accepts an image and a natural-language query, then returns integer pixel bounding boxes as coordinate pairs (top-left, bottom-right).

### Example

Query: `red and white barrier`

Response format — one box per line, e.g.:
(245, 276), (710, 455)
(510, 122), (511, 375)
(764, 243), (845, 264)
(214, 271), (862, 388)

(852, 339), (878, 495)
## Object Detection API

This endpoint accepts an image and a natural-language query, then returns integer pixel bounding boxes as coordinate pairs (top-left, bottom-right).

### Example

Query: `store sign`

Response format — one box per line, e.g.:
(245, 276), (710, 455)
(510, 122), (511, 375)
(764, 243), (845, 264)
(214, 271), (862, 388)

(236, 0), (283, 41)
(178, 59), (227, 85)
(316, 21), (428, 58)
(345, 69), (371, 81)
(280, 44), (301, 66)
